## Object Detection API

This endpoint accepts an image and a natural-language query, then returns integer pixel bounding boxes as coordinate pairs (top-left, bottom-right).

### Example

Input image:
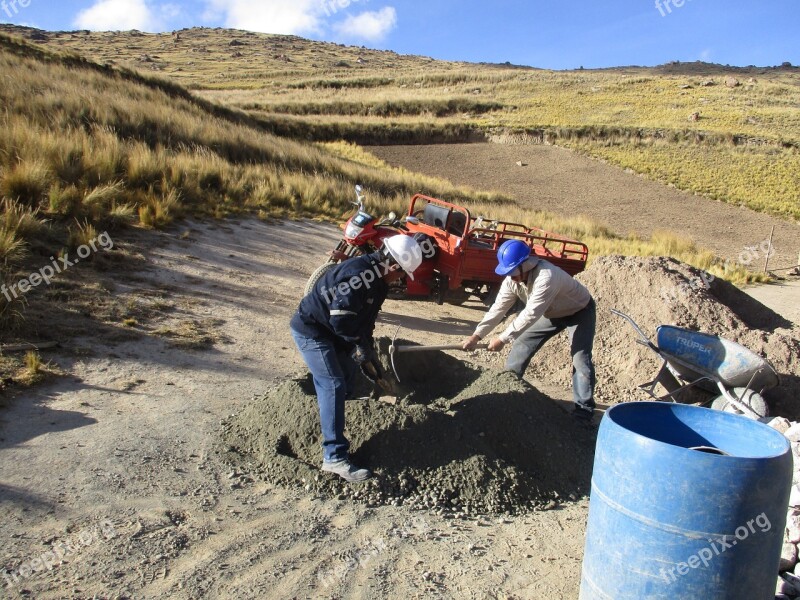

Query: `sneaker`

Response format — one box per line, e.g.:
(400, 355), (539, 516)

(321, 458), (371, 483)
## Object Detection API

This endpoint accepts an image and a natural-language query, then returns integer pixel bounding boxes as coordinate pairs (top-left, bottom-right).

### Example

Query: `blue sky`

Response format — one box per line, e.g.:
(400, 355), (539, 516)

(1, 0), (797, 69)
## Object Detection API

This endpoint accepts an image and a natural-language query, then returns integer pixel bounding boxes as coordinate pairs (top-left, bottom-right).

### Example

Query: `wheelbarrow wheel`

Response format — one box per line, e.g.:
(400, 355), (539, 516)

(710, 387), (768, 419)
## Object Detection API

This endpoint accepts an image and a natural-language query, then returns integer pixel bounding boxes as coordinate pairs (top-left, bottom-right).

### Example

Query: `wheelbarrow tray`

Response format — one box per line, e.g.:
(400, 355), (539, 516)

(656, 325), (779, 391)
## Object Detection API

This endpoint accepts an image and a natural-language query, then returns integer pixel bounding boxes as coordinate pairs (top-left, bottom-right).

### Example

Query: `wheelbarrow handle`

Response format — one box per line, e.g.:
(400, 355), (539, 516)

(611, 309), (658, 350)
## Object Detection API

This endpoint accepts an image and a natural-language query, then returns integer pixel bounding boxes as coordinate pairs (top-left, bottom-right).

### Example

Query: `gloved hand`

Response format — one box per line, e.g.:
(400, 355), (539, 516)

(352, 340), (375, 365)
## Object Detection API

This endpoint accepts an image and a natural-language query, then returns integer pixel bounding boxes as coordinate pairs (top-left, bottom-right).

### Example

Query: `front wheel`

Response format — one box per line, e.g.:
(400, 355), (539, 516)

(304, 262), (337, 296)
(710, 387), (769, 419)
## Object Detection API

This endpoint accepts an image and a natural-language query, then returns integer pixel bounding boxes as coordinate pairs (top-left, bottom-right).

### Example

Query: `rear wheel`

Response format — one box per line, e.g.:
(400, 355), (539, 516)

(304, 262), (336, 297)
(710, 387), (769, 419)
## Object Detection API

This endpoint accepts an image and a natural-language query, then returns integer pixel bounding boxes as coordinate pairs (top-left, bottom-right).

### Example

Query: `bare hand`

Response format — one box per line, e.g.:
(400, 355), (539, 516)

(488, 338), (505, 352)
(462, 334), (481, 351)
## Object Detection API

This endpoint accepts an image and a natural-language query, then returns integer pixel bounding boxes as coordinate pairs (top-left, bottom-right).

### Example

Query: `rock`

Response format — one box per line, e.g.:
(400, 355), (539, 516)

(688, 112), (701, 122)
(780, 542), (798, 572)
(782, 572), (800, 594)
(760, 417), (792, 434)
(792, 442), (800, 461)
(777, 575), (796, 596)
(784, 423), (800, 442)
(789, 486), (800, 508)
(725, 76), (740, 88)
(787, 515), (800, 544)
(229, 39), (245, 46)
(516, 161), (528, 167)
(700, 80), (715, 87)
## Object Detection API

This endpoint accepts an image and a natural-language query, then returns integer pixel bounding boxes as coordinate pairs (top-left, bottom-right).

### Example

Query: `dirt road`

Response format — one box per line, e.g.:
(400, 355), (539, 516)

(0, 220), (588, 599)
(368, 143), (800, 269)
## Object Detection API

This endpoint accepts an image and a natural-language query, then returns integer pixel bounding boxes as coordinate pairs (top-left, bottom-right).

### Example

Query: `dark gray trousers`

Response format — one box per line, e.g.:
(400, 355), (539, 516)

(505, 298), (596, 413)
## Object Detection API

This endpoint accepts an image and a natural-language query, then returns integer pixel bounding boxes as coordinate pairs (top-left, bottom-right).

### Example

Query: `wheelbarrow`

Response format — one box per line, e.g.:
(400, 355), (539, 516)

(611, 309), (779, 419)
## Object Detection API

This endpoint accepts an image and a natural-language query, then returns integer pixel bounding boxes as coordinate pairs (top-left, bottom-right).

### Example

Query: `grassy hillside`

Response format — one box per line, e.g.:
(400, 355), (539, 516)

(0, 33), (518, 322)
(6, 25), (797, 221)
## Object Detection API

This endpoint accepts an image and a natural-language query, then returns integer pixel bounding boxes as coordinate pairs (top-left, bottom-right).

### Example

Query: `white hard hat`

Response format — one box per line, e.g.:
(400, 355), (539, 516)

(383, 235), (423, 280)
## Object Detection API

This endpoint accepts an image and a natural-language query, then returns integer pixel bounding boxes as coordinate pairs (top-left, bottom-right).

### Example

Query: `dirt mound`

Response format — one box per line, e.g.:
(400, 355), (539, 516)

(221, 354), (595, 516)
(524, 256), (800, 418)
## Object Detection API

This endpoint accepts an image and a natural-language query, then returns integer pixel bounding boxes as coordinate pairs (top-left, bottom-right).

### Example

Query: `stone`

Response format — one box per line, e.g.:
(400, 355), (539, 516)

(787, 515), (800, 544)
(782, 572), (800, 595)
(780, 542), (798, 572)
(792, 442), (800, 461)
(725, 76), (740, 88)
(777, 575), (796, 596)
(688, 112), (701, 122)
(760, 417), (792, 434)
(789, 486), (800, 508)
(785, 423), (800, 442)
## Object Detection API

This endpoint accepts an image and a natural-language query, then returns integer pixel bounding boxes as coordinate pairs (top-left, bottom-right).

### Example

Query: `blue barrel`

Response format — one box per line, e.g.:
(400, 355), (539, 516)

(581, 402), (792, 600)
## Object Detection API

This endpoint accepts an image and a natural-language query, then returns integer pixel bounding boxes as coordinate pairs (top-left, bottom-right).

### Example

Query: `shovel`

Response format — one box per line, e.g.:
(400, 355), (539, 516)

(389, 327), (487, 382)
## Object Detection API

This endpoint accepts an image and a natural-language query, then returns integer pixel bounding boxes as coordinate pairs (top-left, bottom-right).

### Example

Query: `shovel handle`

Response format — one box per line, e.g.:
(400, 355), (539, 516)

(393, 343), (488, 353)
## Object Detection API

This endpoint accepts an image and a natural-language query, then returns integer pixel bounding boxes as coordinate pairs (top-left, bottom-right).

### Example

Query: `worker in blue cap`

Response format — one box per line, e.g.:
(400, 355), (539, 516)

(462, 240), (596, 422)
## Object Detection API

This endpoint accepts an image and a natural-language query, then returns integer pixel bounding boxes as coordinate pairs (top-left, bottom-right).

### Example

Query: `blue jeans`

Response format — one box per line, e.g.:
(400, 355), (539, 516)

(505, 298), (596, 413)
(290, 328), (358, 462)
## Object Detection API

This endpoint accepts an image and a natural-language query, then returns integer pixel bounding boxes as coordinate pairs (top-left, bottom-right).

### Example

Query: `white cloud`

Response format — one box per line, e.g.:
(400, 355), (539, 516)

(699, 48), (713, 61)
(159, 3), (183, 20)
(333, 7), (397, 41)
(74, 0), (157, 31)
(205, 0), (325, 35)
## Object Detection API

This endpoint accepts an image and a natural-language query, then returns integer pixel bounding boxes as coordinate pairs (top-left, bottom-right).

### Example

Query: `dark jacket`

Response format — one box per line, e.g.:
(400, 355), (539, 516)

(290, 253), (389, 351)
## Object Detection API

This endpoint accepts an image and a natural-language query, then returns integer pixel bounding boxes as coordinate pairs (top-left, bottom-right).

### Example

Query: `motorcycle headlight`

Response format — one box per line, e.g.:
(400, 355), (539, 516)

(345, 223), (364, 239)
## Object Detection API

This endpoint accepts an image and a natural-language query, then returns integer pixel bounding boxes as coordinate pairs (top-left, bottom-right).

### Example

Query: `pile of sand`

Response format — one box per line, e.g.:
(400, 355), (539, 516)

(523, 256), (800, 418)
(221, 354), (595, 516)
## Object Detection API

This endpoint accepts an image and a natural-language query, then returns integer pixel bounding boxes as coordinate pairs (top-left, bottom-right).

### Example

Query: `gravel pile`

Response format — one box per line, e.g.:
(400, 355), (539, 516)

(521, 256), (800, 418)
(220, 350), (595, 516)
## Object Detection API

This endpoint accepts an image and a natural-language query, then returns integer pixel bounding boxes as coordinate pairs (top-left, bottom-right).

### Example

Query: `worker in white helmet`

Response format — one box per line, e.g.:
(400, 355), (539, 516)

(290, 235), (423, 482)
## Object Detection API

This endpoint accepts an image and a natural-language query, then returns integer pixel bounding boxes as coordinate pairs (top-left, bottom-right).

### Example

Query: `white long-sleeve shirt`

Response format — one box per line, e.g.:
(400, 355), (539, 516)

(474, 257), (591, 343)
